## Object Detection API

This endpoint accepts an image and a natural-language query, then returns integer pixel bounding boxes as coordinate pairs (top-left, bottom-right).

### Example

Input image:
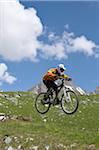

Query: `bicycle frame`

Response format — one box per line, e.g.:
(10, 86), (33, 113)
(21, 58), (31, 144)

(46, 79), (75, 103)
(35, 78), (79, 114)
(59, 83), (75, 102)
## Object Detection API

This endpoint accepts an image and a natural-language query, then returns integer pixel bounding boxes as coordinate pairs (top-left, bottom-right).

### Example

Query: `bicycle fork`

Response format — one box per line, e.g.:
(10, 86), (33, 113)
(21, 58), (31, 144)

(63, 87), (71, 102)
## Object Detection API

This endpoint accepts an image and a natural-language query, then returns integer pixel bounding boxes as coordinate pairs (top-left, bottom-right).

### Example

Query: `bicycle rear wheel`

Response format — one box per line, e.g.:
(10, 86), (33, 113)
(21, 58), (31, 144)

(35, 92), (51, 114)
(61, 90), (79, 114)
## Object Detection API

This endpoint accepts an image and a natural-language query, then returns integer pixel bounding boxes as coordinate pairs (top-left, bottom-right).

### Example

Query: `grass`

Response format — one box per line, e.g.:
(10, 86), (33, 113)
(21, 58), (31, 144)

(0, 92), (99, 149)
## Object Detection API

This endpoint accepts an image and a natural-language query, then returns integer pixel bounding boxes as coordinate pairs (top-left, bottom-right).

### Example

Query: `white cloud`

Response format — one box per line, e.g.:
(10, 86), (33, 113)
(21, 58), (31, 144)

(40, 31), (99, 60)
(64, 24), (69, 30)
(0, 0), (43, 61)
(0, 63), (17, 84)
(40, 42), (67, 60)
(71, 36), (96, 56)
(0, 0), (99, 62)
(48, 32), (60, 41)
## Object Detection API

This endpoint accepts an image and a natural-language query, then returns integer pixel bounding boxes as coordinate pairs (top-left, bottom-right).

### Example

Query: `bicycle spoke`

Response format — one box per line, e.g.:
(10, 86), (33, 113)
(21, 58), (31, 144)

(61, 91), (79, 114)
(35, 93), (50, 114)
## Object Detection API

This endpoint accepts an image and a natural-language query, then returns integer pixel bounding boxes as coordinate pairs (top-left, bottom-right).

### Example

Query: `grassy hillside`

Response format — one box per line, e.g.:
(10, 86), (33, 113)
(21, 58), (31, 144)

(0, 92), (99, 150)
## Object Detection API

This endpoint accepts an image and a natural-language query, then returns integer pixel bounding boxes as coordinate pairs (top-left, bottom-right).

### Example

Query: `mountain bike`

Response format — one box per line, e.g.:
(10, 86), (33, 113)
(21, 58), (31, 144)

(35, 78), (79, 115)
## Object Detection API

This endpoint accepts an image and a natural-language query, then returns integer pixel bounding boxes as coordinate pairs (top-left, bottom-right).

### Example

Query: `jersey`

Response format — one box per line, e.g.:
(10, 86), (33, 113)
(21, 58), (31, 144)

(43, 68), (69, 81)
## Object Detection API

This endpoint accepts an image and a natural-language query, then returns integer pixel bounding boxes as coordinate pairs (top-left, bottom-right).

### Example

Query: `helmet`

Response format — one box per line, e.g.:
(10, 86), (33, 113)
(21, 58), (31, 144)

(58, 64), (66, 72)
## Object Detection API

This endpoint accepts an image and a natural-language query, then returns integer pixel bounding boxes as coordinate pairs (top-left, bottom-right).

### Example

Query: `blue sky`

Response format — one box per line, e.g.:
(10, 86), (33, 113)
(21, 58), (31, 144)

(0, 0), (99, 92)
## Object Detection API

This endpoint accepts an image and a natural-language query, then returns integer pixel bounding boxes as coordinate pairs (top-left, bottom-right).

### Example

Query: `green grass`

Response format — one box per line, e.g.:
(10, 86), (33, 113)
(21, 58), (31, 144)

(0, 92), (99, 150)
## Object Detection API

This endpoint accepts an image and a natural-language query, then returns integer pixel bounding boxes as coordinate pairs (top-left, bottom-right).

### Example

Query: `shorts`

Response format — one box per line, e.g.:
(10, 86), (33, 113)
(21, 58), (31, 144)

(43, 80), (57, 91)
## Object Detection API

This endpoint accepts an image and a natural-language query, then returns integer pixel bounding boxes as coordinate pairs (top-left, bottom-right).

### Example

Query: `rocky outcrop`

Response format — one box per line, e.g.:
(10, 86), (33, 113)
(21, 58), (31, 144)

(29, 81), (47, 94)
(29, 80), (86, 95)
(95, 86), (99, 94)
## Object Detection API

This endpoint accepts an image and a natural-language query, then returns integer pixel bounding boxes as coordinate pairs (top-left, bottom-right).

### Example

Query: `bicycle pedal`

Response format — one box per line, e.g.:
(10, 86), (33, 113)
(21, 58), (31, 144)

(42, 99), (50, 104)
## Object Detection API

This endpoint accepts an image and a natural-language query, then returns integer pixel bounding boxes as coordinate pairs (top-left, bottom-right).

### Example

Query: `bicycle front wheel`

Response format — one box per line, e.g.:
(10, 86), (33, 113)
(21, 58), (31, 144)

(35, 92), (51, 114)
(61, 90), (79, 115)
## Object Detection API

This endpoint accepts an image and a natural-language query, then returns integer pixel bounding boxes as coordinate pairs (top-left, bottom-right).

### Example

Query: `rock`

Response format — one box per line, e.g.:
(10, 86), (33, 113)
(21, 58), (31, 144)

(4, 135), (12, 144)
(0, 93), (4, 97)
(31, 146), (39, 150)
(18, 145), (22, 150)
(16, 116), (32, 122)
(14, 94), (20, 98)
(4, 94), (9, 98)
(29, 80), (86, 95)
(45, 145), (50, 150)
(29, 137), (34, 141)
(86, 144), (96, 150)
(7, 146), (16, 150)
(13, 136), (19, 144)
(0, 115), (6, 121)
(95, 86), (99, 94)
(57, 143), (67, 149)
(7, 97), (18, 105)
(0, 114), (10, 121)
(29, 81), (47, 94)
(17, 144), (24, 150)
(70, 143), (77, 148)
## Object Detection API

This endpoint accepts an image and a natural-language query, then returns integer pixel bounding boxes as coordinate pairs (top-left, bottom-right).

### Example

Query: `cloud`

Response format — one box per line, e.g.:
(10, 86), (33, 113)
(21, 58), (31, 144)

(40, 31), (99, 60)
(0, 0), (99, 62)
(0, 63), (17, 84)
(70, 36), (96, 56)
(40, 42), (67, 60)
(0, 0), (43, 61)
(64, 24), (69, 30)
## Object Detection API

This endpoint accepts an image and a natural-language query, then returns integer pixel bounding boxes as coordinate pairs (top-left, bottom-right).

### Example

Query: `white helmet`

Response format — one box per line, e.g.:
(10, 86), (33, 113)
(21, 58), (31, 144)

(58, 64), (66, 71)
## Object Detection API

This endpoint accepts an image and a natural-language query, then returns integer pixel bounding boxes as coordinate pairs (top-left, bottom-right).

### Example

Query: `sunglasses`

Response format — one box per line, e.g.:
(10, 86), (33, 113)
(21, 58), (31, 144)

(60, 68), (64, 72)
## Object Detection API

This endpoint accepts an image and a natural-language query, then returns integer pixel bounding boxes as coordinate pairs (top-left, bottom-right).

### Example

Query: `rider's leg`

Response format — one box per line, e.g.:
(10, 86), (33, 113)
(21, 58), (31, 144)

(43, 80), (53, 102)
(43, 80), (59, 103)
(50, 82), (60, 104)
(43, 80), (52, 93)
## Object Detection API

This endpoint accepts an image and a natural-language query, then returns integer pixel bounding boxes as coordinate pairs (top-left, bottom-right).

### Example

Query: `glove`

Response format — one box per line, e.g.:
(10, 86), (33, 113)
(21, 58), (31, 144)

(67, 78), (72, 81)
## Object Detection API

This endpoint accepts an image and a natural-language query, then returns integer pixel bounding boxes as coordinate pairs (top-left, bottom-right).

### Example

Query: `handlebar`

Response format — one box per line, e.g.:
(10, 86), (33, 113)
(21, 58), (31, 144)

(54, 77), (72, 88)
(57, 77), (72, 81)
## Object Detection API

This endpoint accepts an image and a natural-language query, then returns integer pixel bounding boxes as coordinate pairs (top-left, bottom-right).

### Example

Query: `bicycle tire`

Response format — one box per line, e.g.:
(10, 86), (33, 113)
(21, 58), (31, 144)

(61, 90), (79, 115)
(35, 92), (51, 114)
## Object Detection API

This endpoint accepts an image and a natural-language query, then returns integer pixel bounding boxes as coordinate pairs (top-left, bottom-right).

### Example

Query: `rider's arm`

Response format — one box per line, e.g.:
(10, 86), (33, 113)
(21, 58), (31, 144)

(60, 74), (72, 81)
(60, 74), (69, 79)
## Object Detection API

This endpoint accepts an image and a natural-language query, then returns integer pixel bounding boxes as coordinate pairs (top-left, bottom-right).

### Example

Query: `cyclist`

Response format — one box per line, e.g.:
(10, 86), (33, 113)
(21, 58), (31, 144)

(43, 64), (72, 104)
